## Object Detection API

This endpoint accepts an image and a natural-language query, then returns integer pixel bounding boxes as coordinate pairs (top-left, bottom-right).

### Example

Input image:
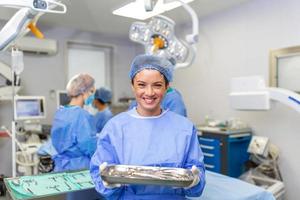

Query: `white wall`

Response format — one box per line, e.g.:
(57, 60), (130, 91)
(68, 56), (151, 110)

(0, 25), (138, 176)
(173, 0), (300, 199)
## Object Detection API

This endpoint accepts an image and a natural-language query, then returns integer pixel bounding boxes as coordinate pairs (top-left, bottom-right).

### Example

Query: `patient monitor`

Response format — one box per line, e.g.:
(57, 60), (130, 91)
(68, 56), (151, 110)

(14, 96), (46, 121)
(56, 90), (70, 108)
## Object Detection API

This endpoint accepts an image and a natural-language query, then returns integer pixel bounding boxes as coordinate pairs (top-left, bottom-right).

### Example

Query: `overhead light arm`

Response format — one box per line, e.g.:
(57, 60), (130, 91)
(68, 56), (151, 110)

(144, 0), (158, 11)
(0, 0), (67, 51)
(268, 87), (300, 113)
(229, 76), (300, 113)
(113, 0), (194, 20)
(176, 0), (199, 44)
(0, 0), (67, 14)
(0, 8), (35, 51)
(172, 0), (199, 69)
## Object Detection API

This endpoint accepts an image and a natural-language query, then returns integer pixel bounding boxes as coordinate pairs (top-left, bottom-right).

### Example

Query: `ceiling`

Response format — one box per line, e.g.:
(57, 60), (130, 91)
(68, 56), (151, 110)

(0, 0), (250, 38)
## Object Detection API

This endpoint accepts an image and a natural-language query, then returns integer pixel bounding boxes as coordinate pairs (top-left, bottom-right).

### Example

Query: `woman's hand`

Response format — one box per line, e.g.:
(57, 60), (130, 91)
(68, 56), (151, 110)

(185, 165), (200, 189)
(99, 162), (121, 189)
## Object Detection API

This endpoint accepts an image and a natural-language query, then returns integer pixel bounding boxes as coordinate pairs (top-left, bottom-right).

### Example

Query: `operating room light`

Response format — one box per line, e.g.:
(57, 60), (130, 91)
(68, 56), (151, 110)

(0, 0), (67, 51)
(129, 15), (189, 63)
(113, 0), (194, 20)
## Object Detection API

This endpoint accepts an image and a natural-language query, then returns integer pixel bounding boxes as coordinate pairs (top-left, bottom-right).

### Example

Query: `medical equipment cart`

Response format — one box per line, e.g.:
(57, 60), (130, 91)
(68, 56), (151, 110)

(197, 127), (252, 178)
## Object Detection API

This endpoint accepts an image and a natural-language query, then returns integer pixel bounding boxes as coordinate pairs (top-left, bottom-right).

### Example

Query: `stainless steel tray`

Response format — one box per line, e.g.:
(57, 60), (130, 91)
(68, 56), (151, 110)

(101, 165), (194, 187)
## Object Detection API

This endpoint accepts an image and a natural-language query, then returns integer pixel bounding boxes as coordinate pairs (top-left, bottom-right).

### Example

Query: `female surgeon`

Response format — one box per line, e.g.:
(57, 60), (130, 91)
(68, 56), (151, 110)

(90, 54), (206, 200)
(51, 73), (102, 200)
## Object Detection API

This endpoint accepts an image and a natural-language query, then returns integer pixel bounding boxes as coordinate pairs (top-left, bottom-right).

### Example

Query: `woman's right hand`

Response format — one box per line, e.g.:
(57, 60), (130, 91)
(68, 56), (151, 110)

(100, 162), (121, 189)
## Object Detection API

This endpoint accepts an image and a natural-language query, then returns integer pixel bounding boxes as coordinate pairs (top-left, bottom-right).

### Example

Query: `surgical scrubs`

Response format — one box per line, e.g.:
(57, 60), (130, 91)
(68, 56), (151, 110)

(95, 107), (113, 133)
(51, 105), (97, 172)
(90, 108), (205, 200)
(51, 105), (102, 200)
(129, 88), (187, 117)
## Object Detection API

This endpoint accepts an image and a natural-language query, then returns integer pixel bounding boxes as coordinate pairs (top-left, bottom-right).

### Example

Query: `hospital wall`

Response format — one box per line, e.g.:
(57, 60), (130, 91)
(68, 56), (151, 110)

(173, 0), (300, 199)
(0, 25), (138, 176)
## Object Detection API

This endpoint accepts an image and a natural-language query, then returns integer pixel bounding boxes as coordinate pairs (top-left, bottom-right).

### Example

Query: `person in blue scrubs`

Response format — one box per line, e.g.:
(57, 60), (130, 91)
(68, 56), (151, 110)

(51, 73), (102, 200)
(93, 87), (113, 133)
(90, 54), (205, 200)
(129, 87), (187, 117)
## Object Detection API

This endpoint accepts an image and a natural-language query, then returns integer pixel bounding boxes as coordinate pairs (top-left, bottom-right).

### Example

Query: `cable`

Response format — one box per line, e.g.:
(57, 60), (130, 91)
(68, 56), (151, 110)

(0, 126), (38, 171)
(1, 126), (25, 151)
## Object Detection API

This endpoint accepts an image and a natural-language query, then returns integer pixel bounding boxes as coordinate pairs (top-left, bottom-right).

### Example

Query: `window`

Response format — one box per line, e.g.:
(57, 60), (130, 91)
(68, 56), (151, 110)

(269, 45), (300, 93)
(66, 42), (113, 89)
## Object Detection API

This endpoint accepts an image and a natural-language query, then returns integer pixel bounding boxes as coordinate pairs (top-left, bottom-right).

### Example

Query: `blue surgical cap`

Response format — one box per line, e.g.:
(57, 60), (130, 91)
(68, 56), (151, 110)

(129, 54), (174, 82)
(95, 87), (112, 103)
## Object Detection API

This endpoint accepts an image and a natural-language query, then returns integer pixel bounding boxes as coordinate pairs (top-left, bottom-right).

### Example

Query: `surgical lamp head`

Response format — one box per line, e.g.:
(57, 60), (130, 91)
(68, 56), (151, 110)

(95, 87), (112, 104)
(129, 0), (199, 69)
(129, 54), (174, 82)
(66, 74), (95, 97)
(130, 15), (188, 65)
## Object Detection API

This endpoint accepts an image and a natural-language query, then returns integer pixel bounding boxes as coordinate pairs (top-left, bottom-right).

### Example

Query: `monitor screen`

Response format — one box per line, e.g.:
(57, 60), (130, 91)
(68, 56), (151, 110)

(57, 91), (70, 108)
(14, 96), (45, 120)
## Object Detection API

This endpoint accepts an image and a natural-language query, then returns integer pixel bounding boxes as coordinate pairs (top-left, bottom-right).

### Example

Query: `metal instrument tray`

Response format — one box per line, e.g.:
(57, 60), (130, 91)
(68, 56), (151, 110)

(101, 165), (194, 187)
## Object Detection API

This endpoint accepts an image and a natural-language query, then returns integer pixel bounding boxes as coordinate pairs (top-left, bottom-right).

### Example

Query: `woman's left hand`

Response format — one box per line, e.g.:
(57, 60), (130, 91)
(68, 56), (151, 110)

(185, 165), (200, 189)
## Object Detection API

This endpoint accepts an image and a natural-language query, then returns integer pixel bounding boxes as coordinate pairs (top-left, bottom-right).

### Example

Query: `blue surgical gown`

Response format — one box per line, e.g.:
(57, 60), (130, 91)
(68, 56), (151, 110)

(129, 88), (187, 117)
(90, 108), (205, 200)
(51, 105), (97, 172)
(95, 107), (113, 133)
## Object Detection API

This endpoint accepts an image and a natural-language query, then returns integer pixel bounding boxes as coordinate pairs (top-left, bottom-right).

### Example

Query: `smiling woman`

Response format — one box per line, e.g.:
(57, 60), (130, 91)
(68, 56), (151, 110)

(132, 69), (168, 116)
(90, 54), (206, 200)
(129, 54), (173, 116)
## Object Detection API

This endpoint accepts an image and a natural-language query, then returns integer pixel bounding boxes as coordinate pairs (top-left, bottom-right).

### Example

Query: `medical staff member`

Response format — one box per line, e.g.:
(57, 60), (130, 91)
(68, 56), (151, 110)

(51, 73), (97, 172)
(129, 87), (187, 117)
(93, 87), (113, 133)
(51, 74), (103, 200)
(90, 54), (205, 200)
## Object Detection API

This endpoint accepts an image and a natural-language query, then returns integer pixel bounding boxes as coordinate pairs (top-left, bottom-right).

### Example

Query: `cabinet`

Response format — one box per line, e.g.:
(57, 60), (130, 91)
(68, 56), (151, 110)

(198, 127), (252, 178)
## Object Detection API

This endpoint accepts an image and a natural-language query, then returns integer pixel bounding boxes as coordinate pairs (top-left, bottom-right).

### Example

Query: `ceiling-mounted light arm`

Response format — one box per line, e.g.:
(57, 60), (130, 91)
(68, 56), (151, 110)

(0, 0), (32, 9)
(169, 0), (199, 69)
(0, 0), (67, 51)
(268, 87), (300, 113)
(34, 0), (67, 14)
(0, 8), (34, 51)
(144, 0), (158, 12)
(0, 0), (67, 14)
(229, 76), (300, 113)
(173, 0), (199, 44)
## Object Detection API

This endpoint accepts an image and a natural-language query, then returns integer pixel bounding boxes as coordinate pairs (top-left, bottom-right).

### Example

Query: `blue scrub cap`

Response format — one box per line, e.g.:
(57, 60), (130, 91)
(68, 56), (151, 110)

(95, 87), (112, 103)
(129, 54), (174, 82)
(66, 73), (95, 97)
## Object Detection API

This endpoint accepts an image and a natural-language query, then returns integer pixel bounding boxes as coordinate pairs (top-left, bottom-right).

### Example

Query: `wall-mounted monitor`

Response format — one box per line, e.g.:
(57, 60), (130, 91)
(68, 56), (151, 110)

(56, 90), (70, 108)
(14, 96), (46, 121)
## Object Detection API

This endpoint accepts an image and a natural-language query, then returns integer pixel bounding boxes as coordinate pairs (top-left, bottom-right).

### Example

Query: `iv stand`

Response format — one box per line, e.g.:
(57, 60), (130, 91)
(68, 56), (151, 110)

(11, 47), (23, 178)
(11, 47), (17, 178)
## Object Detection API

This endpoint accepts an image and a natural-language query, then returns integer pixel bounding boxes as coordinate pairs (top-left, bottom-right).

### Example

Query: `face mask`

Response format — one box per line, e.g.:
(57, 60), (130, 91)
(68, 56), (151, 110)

(84, 104), (98, 115)
(84, 94), (95, 105)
